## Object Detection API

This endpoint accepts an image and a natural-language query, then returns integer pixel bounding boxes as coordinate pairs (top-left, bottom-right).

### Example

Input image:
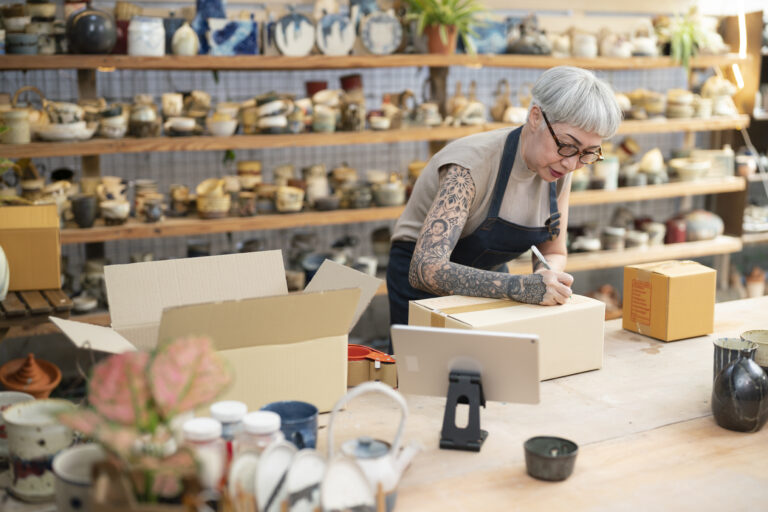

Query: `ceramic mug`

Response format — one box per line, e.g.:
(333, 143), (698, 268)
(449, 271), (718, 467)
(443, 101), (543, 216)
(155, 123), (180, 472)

(3, 399), (77, 502)
(713, 338), (758, 381)
(0, 392), (35, 461)
(261, 400), (318, 449)
(53, 443), (106, 512)
(71, 194), (98, 228)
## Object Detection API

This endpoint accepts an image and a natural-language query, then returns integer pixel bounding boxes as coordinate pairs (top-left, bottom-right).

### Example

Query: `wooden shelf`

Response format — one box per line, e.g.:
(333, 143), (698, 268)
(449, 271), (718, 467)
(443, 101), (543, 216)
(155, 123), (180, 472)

(747, 173), (768, 182)
(569, 177), (745, 206)
(0, 54), (748, 71)
(60, 206), (406, 244)
(1, 116), (749, 159)
(59, 178), (744, 244)
(507, 235), (743, 274)
(742, 232), (768, 245)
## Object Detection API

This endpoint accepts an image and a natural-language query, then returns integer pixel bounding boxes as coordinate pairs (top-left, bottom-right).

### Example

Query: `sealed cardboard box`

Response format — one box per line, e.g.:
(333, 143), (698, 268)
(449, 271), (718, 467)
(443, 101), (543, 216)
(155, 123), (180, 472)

(51, 252), (381, 412)
(409, 294), (605, 380)
(623, 260), (715, 342)
(0, 205), (60, 291)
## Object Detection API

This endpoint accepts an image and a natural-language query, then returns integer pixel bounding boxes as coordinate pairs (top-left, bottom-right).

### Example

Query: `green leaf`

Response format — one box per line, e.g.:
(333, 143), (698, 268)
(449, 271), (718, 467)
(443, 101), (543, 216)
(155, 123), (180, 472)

(439, 24), (448, 45)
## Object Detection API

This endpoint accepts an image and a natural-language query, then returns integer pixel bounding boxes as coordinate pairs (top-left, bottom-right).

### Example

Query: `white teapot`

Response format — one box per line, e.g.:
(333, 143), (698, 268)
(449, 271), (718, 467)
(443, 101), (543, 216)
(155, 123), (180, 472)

(327, 382), (420, 511)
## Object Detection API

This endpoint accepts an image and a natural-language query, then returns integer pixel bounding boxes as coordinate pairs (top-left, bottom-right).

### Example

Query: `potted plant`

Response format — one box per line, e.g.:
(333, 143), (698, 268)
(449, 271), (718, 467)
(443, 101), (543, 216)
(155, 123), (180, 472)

(405, 0), (486, 55)
(654, 7), (707, 70)
(58, 336), (232, 504)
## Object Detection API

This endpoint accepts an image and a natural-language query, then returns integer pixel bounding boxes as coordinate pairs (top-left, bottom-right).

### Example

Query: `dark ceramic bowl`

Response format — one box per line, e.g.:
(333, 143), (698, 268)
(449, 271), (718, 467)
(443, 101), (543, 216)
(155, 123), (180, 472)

(524, 436), (578, 482)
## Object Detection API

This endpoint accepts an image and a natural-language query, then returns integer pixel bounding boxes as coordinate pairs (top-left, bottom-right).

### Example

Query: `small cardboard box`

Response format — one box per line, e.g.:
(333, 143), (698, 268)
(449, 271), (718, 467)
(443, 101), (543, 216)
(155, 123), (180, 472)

(51, 251), (381, 412)
(409, 294), (605, 380)
(622, 260), (716, 342)
(0, 204), (61, 291)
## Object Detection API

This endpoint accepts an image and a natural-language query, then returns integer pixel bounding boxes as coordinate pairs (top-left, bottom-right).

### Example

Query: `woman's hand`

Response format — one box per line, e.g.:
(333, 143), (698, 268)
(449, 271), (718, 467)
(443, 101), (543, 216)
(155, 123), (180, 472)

(534, 268), (574, 305)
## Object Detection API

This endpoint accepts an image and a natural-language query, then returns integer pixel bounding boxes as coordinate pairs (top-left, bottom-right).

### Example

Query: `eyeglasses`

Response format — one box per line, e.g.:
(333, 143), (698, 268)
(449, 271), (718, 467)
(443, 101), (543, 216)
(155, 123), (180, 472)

(541, 110), (603, 164)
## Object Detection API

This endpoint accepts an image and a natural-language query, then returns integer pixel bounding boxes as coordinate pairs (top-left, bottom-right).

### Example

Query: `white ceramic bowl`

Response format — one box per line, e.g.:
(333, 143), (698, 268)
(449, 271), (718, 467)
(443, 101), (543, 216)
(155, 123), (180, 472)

(206, 118), (238, 137)
(669, 157), (710, 182)
(165, 116), (196, 131)
(3, 16), (31, 32)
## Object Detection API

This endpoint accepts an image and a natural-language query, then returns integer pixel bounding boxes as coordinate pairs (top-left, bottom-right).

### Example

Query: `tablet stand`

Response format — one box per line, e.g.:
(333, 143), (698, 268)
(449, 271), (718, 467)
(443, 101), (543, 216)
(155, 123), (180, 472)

(440, 370), (487, 451)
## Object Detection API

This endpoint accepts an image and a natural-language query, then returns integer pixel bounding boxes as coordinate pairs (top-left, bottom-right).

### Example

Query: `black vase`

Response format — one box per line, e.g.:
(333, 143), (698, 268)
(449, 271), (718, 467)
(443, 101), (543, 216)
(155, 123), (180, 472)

(711, 358), (768, 433)
(66, 7), (117, 54)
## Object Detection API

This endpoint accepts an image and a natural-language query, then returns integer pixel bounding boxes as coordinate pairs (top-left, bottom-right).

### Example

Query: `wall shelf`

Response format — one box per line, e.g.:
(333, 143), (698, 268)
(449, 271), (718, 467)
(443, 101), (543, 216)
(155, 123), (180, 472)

(59, 177), (745, 244)
(0, 54), (749, 71)
(742, 232), (768, 245)
(1, 116), (750, 159)
(507, 235), (743, 274)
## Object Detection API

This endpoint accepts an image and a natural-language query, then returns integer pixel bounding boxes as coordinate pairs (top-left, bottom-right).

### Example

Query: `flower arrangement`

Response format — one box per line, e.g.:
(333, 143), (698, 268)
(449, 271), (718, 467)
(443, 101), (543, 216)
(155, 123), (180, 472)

(58, 336), (232, 502)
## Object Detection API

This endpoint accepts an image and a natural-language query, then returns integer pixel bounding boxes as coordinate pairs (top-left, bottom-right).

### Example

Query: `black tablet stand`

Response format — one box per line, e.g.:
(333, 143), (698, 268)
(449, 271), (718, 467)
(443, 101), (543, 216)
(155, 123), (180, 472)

(440, 370), (487, 451)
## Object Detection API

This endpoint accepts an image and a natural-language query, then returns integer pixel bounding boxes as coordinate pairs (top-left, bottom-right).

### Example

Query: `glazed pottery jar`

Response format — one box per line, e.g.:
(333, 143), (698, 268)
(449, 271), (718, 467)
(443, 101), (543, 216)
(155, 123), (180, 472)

(171, 22), (199, 55)
(128, 16), (165, 56)
(66, 6), (116, 54)
(71, 194), (98, 228)
(3, 399), (77, 501)
(1, 109), (31, 144)
(0, 391), (34, 461)
(712, 353), (768, 433)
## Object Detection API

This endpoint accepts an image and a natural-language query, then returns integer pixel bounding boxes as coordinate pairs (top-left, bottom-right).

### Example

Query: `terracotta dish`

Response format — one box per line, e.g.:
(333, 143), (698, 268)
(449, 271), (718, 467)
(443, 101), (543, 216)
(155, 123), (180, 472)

(0, 353), (62, 399)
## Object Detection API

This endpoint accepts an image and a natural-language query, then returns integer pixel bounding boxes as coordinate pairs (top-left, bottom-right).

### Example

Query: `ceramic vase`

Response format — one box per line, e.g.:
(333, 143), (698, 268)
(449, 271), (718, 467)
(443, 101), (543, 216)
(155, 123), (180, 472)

(712, 357), (768, 433)
(66, 6), (117, 54)
(191, 0), (226, 54)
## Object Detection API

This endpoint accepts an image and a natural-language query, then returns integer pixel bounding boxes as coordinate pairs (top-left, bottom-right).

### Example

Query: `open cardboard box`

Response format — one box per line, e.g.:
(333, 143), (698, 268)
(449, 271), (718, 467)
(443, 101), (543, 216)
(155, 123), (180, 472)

(51, 251), (382, 412)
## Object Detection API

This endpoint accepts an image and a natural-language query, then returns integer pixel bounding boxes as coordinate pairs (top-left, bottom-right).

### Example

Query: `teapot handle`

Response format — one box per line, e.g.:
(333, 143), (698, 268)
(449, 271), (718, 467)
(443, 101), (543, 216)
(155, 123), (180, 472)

(327, 381), (407, 460)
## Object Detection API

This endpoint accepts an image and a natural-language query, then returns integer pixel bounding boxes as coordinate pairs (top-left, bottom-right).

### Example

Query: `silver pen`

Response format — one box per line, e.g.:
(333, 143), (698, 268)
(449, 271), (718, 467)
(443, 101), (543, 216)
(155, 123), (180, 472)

(531, 245), (552, 271)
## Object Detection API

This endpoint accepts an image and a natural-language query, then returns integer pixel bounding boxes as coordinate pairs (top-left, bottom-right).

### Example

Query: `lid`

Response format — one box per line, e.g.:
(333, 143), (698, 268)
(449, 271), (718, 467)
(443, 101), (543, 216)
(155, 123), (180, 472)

(342, 436), (389, 459)
(183, 417), (222, 441)
(0, 353), (62, 399)
(243, 411), (281, 434)
(210, 400), (248, 423)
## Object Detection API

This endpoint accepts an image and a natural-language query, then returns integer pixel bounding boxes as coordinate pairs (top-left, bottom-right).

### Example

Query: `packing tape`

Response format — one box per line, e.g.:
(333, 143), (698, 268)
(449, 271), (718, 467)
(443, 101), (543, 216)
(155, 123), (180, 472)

(429, 299), (523, 328)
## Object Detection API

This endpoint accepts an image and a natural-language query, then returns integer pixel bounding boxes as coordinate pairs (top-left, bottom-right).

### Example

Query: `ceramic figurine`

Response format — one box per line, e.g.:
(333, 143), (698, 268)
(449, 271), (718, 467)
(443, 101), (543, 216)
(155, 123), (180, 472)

(275, 10), (315, 57)
(507, 15), (550, 55)
(172, 22), (199, 55)
(341, 91), (366, 131)
(360, 10), (402, 55)
(490, 79), (511, 122)
(316, 10), (355, 56)
(207, 15), (258, 55)
(446, 82), (468, 118)
(191, 0), (227, 54)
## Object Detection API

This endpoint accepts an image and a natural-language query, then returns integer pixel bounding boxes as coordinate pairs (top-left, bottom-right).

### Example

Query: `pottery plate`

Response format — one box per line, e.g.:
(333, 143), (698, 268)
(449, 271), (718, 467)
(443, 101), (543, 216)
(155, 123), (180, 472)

(360, 11), (402, 55)
(275, 13), (316, 57)
(256, 440), (297, 512)
(286, 449), (326, 512)
(316, 13), (354, 56)
(320, 456), (375, 511)
(228, 452), (259, 500)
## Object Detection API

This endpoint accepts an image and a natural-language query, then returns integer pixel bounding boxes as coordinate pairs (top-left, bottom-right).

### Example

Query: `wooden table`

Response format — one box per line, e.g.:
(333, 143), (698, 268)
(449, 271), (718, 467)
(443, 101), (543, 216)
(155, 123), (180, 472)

(319, 296), (768, 511)
(0, 289), (73, 340)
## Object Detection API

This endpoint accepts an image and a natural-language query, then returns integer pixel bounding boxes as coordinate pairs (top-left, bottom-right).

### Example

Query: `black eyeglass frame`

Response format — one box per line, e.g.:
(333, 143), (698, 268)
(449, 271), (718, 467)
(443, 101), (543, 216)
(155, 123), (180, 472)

(541, 110), (604, 164)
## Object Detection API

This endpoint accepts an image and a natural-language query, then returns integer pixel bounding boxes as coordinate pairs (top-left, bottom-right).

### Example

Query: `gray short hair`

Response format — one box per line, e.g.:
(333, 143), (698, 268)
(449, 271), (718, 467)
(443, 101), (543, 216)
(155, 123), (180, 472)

(531, 66), (622, 139)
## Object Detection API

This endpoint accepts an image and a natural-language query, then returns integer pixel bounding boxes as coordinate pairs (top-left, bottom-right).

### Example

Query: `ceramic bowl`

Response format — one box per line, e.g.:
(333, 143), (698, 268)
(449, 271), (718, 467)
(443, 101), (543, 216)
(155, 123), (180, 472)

(196, 178), (226, 197)
(4, 16), (32, 32)
(72, 294), (98, 313)
(197, 194), (231, 219)
(276, 186), (305, 213)
(524, 436), (578, 481)
(27, 3), (57, 19)
(99, 122), (127, 139)
(373, 182), (406, 207)
(100, 199), (130, 220)
(314, 195), (340, 211)
(669, 157), (710, 182)
(369, 115), (390, 131)
(164, 116), (196, 131)
(238, 174), (262, 191)
(37, 121), (96, 141)
(53, 444), (106, 512)
(206, 118), (237, 137)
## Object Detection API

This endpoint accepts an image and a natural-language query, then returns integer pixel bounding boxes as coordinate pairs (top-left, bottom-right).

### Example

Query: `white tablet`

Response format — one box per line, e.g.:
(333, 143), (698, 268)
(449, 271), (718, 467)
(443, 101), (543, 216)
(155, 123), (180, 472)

(391, 325), (540, 404)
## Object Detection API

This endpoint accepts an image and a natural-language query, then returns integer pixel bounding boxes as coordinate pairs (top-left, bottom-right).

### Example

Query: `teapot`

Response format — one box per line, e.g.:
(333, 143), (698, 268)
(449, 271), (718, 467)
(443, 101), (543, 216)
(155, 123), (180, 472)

(327, 382), (420, 511)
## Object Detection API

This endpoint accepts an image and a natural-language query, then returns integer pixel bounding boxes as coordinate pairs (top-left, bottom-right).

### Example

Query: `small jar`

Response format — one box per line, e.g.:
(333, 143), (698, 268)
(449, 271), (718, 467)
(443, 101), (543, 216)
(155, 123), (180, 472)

(601, 226), (626, 252)
(183, 418), (225, 490)
(128, 17), (165, 56)
(235, 411), (283, 456)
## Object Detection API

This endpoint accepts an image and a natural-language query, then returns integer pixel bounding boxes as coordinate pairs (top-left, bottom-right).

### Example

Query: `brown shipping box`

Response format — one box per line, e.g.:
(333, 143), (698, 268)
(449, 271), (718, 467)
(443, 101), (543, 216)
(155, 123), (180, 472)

(0, 204), (61, 291)
(50, 252), (381, 412)
(622, 260), (715, 342)
(409, 294), (605, 380)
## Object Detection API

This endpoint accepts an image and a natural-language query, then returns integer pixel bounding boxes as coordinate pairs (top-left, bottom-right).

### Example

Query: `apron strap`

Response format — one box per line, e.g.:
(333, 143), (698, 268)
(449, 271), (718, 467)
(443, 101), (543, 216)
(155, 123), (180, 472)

(486, 127), (521, 218)
(545, 181), (561, 241)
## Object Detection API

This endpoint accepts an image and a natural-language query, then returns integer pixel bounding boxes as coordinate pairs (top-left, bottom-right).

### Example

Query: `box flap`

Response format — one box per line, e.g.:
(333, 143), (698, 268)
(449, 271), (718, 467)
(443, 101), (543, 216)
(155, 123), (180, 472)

(157, 288), (361, 350)
(304, 260), (382, 330)
(49, 317), (137, 354)
(105, 251), (287, 332)
(0, 204), (59, 229)
(628, 260), (714, 277)
(412, 295), (501, 312)
(438, 295), (602, 328)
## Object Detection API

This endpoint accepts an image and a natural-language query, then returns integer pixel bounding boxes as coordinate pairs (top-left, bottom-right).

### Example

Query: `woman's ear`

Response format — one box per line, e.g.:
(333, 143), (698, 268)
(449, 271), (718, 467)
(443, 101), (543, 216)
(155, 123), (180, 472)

(527, 105), (542, 129)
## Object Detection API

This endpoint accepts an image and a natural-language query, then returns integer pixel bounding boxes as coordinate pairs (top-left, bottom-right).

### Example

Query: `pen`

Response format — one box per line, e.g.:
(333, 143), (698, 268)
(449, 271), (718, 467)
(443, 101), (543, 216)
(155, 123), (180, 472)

(531, 246), (552, 271)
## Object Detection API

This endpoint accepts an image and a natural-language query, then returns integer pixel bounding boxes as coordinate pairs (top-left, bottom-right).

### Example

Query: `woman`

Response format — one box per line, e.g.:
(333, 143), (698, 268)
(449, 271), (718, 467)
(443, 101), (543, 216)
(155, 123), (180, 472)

(386, 66), (622, 329)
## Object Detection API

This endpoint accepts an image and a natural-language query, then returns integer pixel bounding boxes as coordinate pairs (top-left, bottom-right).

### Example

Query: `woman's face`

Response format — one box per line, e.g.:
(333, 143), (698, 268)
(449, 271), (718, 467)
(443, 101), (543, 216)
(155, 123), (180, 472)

(524, 106), (603, 183)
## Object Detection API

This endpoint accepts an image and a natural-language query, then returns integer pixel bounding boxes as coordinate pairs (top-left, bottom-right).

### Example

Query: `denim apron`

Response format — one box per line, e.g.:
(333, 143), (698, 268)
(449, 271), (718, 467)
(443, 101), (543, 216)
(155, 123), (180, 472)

(386, 127), (561, 332)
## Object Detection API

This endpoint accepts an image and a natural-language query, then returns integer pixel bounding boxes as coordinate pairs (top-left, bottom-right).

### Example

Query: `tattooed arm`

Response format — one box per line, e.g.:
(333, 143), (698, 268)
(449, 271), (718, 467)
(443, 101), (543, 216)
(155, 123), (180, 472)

(408, 164), (573, 305)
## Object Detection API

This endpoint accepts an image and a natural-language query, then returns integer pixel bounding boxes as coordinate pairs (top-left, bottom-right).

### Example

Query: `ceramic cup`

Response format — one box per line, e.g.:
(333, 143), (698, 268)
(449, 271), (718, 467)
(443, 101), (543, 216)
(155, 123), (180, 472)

(0, 392), (35, 461)
(3, 399), (77, 502)
(713, 338), (758, 381)
(261, 400), (318, 449)
(53, 443), (106, 512)
(740, 330), (768, 373)
(70, 194), (98, 228)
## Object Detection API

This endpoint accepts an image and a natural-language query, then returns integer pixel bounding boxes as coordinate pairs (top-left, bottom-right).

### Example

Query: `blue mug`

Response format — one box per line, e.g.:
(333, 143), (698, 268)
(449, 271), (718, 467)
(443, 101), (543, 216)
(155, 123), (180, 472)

(261, 400), (318, 449)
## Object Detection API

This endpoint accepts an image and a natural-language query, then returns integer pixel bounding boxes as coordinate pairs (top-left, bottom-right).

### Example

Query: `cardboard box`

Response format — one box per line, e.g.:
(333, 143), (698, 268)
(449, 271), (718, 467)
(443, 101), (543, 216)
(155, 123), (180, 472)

(51, 252), (381, 412)
(622, 260), (715, 342)
(409, 294), (605, 380)
(0, 204), (60, 291)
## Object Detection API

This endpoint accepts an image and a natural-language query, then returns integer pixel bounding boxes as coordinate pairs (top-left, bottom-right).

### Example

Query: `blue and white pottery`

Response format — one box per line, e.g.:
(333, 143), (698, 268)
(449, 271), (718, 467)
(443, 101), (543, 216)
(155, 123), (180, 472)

(459, 17), (508, 54)
(274, 11), (315, 57)
(191, 0), (227, 54)
(360, 10), (402, 55)
(207, 16), (258, 55)
(316, 12), (354, 56)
